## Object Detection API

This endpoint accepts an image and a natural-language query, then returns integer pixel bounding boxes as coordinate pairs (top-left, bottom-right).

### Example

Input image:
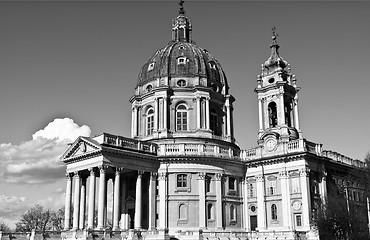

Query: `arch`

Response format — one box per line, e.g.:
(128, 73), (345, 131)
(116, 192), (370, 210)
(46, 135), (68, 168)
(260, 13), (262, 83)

(271, 204), (277, 220)
(176, 103), (188, 131)
(146, 107), (154, 135)
(268, 102), (277, 127)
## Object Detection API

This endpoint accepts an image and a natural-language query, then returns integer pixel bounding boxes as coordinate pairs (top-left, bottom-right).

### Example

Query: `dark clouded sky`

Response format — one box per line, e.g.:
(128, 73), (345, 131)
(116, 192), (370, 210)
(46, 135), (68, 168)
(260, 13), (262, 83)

(0, 0), (369, 227)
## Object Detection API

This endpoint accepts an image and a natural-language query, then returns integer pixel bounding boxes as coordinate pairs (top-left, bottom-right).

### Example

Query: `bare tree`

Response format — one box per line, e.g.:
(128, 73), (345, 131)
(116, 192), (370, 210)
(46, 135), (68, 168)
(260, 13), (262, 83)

(0, 222), (11, 232)
(15, 204), (51, 232)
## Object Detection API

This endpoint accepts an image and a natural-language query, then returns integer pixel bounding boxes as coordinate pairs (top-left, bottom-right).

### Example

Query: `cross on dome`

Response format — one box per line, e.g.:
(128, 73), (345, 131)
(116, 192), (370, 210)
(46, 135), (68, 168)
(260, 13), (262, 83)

(179, 0), (185, 15)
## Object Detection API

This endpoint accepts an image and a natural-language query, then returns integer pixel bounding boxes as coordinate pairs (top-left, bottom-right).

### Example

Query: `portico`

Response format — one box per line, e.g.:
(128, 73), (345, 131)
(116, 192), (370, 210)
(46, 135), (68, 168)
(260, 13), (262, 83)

(61, 133), (159, 231)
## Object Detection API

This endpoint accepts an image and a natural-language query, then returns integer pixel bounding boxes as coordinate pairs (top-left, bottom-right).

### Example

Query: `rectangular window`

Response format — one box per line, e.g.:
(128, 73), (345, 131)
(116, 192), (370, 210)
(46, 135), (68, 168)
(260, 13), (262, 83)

(229, 177), (236, 191)
(176, 112), (187, 131)
(295, 214), (302, 227)
(249, 183), (256, 197)
(269, 181), (276, 195)
(291, 177), (300, 193)
(206, 176), (212, 193)
(177, 174), (187, 188)
(147, 115), (154, 135)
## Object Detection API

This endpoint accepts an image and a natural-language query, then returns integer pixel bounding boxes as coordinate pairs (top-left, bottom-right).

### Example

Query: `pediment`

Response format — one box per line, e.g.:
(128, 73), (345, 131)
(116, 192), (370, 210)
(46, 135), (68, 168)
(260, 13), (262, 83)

(125, 196), (135, 202)
(61, 136), (101, 162)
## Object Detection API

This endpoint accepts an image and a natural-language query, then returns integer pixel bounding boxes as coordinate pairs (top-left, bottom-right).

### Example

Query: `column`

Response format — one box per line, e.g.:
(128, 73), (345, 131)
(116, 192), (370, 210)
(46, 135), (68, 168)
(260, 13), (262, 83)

(134, 106), (139, 137)
(300, 167), (311, 230)
(258, 98), (264, 131)
(64, 173), (73, 230)
(154, 98), (159, 132)
(198, 172), (206, 229)
(113, 168), (121, 230)
(256, 174), (266, 230)
(158, 172), (167, 229)
(205, 97), (210, 130)
(131, 106), (135, 138)
(87, 168), (96, 229)
(120, 177), (128, 230)
(215, 173), (223, 229)
(319, 168), (327, 202)
(163, 97), (168, 130)
(196, 97), (201, 129)
(134, 171), (143, 229)
(97, 166), (107, 229)
(73, 172), (81, 230)
(293, 96), (300, 129)
(226, 98), (231, 137)
(278, 92), (285, 125)
(280, 171), (292, 229)
(79, 177), (87, 230)
(148, 173), (157, 230)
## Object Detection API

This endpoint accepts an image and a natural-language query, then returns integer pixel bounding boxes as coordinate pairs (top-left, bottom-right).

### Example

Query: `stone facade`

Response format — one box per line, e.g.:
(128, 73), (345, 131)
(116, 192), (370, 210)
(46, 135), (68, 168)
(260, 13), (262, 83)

(60, 4), (368, 240)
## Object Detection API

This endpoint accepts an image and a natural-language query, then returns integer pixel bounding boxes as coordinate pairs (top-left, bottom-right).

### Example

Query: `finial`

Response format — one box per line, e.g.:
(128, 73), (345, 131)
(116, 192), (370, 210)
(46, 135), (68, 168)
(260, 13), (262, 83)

(272, 26), (278, 45)
(179, 0), (185, 15)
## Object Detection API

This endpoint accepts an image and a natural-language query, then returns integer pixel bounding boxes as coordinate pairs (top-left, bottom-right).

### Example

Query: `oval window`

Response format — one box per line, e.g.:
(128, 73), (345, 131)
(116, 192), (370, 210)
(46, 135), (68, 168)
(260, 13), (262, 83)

(177, 79), (186, 87)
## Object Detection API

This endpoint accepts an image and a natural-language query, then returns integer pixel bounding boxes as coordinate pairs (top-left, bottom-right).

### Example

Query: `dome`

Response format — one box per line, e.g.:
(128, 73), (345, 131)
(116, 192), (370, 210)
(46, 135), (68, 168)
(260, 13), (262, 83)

(137, 41), (228, 90)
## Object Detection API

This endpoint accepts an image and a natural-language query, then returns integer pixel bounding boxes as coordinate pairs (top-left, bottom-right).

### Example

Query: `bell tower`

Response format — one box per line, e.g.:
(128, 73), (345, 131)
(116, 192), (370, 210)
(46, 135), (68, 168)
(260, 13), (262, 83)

(255, 27), (302, 147)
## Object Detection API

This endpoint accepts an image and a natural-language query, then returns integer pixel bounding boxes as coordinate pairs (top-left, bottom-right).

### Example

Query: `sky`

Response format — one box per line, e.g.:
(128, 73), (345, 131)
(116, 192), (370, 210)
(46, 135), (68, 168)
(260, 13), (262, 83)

(0, 0), (370, 228)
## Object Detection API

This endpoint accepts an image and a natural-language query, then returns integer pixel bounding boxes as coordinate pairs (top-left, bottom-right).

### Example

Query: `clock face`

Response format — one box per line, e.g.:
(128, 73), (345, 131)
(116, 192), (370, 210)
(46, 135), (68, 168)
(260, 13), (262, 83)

(293, 201), (301, 210)
(265, 139), (277, 151)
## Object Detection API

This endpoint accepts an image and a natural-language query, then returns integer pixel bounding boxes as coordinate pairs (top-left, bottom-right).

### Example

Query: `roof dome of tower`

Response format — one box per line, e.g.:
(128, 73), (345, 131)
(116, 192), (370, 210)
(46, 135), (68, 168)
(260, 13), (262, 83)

(137, 41), (228, 88)
(135, 4), (228, 94)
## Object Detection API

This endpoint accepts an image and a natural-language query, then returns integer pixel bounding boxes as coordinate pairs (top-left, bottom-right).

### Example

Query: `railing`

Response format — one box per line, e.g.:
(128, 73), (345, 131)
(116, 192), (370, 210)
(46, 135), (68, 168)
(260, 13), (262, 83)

(240, 139), (322, 161)
(95, 133), (157, 154)
(158, 143), (240, 159)
(322, 150), (366, 168)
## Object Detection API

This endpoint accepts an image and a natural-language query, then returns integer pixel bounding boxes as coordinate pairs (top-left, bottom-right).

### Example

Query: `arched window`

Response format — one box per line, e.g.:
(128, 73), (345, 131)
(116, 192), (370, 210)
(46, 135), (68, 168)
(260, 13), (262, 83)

(207, 204), (214, 220)
(268, 102), (277, 127)
(230, 205), (236, 221)
(271, 204), (277, 220)
(210, 109), (220, 135)
(146, 108), (154, 135)
(176, 104), (188, 131)
(177, 174), (187, 188)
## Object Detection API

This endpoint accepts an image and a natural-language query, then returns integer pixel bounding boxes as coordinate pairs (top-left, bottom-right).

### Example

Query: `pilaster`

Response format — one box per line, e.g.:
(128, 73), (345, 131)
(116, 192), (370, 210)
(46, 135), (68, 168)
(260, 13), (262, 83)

(215, 173), (223, 229)
(256, 174), (266, 230)
(158, 172), (167, 229)
(300, 167), (311, 230)
(198, 172), (206, 229)
(280, 170), (292, 229)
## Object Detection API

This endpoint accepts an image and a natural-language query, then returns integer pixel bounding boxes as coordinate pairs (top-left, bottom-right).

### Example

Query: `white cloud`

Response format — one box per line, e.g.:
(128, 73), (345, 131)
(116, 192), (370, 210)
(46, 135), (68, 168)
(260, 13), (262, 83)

(0, 118), (91, 185)
(32, 118), (91, 143)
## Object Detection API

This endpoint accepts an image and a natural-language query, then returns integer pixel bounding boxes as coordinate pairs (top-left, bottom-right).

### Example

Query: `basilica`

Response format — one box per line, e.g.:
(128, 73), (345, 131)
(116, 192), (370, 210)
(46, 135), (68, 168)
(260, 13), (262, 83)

(60, 3), (368, 240)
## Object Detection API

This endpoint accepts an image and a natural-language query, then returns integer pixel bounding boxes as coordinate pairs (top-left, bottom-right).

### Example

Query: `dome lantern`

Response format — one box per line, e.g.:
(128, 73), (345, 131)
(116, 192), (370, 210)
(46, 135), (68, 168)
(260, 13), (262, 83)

(172, 0), (192, 43)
